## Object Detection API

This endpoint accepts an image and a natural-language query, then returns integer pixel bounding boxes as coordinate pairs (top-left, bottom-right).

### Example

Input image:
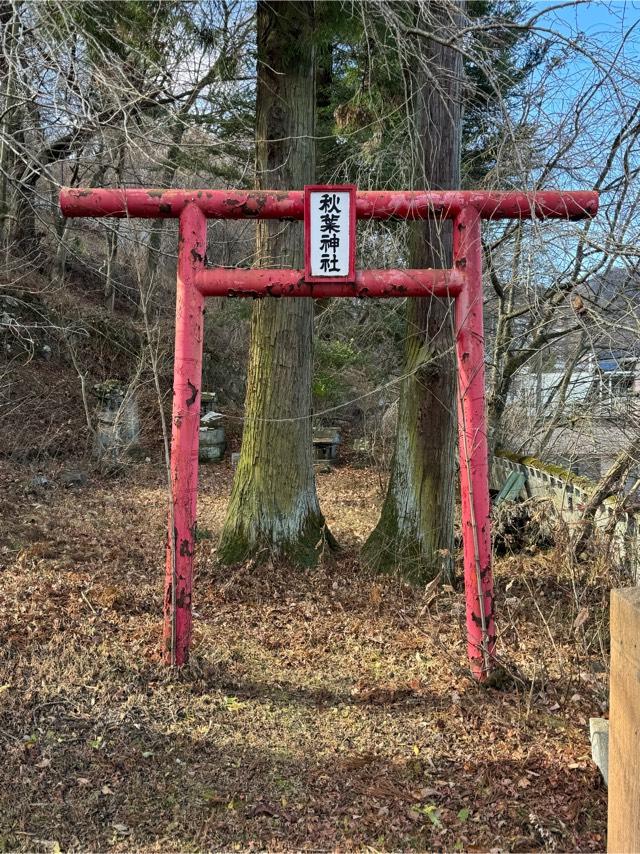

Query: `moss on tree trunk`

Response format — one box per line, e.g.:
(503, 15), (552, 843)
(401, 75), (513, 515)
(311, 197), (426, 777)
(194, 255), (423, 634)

(362, 3), (463, 585)
(219, 0), (334, 567)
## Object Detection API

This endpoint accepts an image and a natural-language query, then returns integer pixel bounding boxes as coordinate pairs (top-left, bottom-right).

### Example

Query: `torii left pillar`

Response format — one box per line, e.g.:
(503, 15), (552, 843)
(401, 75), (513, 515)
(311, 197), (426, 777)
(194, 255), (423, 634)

(164, 204), (207, 665)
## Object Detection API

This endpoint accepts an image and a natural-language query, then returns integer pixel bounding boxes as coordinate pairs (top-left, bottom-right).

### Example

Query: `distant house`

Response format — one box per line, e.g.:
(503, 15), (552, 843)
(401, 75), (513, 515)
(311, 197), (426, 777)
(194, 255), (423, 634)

(504, 268), (640, 481)
(510, 350), (639, 418)
(592, 351), (640, 412)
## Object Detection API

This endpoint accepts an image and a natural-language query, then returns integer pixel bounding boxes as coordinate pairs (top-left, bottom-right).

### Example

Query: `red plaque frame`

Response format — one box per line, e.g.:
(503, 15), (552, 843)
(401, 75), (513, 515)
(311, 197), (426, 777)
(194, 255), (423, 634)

(304, 184), (356, 283)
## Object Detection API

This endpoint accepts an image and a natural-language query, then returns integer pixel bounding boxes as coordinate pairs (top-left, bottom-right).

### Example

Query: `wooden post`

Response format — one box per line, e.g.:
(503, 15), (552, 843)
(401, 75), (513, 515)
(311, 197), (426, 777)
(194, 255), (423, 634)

(608, 587), (640, 852)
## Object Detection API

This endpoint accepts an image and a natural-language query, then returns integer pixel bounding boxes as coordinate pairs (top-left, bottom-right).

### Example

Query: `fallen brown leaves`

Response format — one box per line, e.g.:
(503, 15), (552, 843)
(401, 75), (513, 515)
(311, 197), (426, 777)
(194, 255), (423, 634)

(0, 460), (607, 851)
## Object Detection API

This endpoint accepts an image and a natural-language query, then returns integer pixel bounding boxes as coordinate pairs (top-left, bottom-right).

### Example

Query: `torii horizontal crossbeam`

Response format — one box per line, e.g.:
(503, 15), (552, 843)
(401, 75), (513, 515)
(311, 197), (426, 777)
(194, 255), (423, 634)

(60, 187), (597, 222)
(195, 268), (464, 298)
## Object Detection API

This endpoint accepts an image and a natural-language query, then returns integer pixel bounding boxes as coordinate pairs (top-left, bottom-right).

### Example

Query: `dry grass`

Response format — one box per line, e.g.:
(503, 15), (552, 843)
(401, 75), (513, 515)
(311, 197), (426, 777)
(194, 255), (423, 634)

(0, 460), (608, 851)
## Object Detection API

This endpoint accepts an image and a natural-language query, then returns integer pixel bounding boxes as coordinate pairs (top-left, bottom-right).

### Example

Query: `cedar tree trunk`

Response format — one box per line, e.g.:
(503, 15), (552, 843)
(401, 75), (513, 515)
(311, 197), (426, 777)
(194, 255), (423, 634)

(219, 0), (333, 566)
(362, 2), (464, 584)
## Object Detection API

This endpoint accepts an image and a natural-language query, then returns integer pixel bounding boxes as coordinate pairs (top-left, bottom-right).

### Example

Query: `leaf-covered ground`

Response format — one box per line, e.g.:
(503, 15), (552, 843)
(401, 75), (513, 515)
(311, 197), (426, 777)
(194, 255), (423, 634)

(0, 460), (608, 851)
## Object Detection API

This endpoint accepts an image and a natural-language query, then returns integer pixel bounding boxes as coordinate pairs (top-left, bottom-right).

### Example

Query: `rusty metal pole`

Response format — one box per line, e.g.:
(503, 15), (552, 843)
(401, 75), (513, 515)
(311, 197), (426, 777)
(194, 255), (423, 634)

(453, 207), (495, 680)
(163, 203), (207, 665)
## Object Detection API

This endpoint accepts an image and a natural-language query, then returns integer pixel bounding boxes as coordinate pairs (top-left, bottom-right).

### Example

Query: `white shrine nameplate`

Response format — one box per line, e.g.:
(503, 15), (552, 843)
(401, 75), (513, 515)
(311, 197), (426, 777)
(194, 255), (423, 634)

(304, 184), (356, 283)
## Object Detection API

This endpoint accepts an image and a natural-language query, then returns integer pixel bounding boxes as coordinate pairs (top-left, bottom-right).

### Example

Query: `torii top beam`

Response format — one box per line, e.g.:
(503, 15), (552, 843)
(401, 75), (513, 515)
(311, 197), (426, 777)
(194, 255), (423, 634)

(60, 188), (598, 222)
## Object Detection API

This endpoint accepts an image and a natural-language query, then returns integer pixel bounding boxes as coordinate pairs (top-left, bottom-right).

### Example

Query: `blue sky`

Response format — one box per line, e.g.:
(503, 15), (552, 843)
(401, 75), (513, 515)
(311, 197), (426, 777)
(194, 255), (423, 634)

(536, 0), (640, 45)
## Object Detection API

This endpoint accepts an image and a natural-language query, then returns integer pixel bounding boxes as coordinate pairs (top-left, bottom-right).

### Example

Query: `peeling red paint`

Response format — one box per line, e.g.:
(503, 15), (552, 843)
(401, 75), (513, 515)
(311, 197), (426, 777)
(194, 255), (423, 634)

(186, 380), (198, 407)
(195, 268), (464, 298)
(161, 203), (207, 666)
(179, 538), (194, 557)
(60, 187), (599, 222)
(453, 207), (495, 681)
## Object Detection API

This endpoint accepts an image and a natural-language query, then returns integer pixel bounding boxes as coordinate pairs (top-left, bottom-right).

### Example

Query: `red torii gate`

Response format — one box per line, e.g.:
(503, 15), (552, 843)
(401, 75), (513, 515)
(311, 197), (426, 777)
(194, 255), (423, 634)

(60, 187), (598, 680)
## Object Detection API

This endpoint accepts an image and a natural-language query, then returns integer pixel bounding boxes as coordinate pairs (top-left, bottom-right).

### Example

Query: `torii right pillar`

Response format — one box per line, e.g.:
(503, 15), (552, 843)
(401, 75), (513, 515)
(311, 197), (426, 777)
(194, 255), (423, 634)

(454, 206), (495, 679)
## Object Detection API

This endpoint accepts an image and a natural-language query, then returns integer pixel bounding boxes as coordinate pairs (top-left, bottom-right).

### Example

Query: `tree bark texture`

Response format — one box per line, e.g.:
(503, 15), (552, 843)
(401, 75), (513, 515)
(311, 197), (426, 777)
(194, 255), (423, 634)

(362, 2), (464, 584)
(573, 433), (640, 559)
(219, 0), (332, 566)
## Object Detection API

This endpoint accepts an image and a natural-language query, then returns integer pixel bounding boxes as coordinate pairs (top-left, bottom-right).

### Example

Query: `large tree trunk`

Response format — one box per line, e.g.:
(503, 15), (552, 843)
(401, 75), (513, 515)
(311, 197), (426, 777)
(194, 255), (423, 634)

(219, 0), (333, 566)
(362, 2), (463, 584)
